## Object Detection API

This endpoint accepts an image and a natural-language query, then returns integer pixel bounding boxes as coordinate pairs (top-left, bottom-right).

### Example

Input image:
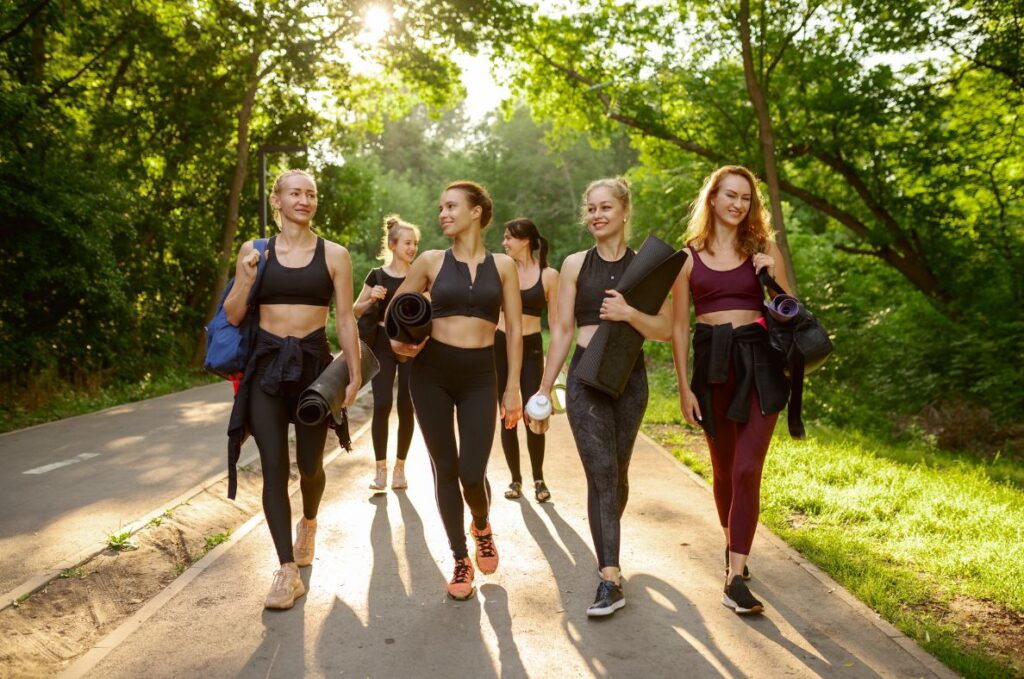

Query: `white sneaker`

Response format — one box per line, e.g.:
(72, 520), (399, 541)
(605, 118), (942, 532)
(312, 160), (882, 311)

(264, 562), (305, 609)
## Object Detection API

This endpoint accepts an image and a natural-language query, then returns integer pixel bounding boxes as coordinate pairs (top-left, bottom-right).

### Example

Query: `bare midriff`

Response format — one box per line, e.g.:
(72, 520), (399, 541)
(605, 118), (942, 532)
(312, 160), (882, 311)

(496, 311), (541, 336)
(694, 309), (763, 327)
(259, 304), (329, 338)
(431, 315), (498, 349)
(575, 324), (599, 349)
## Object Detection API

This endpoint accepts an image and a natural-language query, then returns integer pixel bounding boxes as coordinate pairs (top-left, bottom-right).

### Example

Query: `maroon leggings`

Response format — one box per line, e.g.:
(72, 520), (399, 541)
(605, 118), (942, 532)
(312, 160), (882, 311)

(705, 365), (778, 555)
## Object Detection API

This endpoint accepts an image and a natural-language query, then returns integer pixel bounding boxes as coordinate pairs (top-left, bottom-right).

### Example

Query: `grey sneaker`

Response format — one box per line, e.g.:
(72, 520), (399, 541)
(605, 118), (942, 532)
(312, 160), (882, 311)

(392, 463), (408, 490)
(369, 464), (387, 492)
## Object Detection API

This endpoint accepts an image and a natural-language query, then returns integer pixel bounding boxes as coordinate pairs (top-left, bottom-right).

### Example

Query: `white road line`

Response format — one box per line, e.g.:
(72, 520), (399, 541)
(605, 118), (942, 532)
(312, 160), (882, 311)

(23, 453), (100, 475)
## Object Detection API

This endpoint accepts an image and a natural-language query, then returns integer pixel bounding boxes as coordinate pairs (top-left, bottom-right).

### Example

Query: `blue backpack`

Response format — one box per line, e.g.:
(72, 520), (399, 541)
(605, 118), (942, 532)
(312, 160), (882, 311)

(203, 239), (268, 379)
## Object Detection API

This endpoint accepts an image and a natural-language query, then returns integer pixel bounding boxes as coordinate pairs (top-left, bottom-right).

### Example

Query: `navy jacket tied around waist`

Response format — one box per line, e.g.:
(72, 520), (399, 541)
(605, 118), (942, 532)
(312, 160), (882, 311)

(226, 327), (350, 499)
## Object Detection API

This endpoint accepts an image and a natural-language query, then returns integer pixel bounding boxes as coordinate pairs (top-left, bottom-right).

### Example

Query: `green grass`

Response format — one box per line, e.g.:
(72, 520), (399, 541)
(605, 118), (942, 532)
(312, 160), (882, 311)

(0, 367), (218, 434)
(642, 357), (1023, 678)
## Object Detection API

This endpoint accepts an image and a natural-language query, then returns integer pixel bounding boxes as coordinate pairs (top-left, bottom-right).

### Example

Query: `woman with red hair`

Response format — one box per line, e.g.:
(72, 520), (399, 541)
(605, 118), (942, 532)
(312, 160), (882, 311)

(671, 166), (791, 615)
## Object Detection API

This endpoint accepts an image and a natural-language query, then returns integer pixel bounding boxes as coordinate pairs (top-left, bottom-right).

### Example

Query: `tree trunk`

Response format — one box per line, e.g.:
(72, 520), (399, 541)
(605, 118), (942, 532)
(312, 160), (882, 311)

(739, 0), (798, 291)
(191, 51), (264, 366)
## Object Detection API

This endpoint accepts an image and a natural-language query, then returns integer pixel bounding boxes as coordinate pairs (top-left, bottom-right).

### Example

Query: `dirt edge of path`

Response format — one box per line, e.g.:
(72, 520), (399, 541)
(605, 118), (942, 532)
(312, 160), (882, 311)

(0, 399), (371, 678)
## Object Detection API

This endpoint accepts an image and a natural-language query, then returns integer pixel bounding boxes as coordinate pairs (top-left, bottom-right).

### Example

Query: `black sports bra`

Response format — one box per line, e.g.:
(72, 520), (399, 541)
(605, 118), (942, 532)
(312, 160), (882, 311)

(574, 246), (635, 326)
(430, 249), (502, 324)
(257, 236), (333, 307)
(520, 273), (545, 317)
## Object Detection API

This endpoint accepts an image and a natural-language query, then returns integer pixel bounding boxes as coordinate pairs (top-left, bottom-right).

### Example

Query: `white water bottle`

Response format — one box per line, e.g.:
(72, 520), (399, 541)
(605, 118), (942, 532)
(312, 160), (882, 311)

(525, 393), (553, 435)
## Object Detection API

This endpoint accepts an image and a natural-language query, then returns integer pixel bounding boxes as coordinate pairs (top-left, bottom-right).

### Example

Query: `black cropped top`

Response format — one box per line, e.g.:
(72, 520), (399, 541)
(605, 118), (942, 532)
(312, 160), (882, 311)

(258, 236), (333, 307)
(364, 268), (405, 310)
(574, 246), (635, 327)
(430, 249), (502, 324)
(520, 273), (545, 317)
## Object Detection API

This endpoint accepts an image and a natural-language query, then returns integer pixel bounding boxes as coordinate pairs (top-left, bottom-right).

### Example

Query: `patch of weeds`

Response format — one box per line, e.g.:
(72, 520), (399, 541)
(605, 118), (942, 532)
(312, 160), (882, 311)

(237, 463), (254, 473)
(204, 531), (231, 552)
(162, 509), (173, 519)
(149, 516), (163, 527)
(59, 567), (85, 579)
(106, 530), (138, 552)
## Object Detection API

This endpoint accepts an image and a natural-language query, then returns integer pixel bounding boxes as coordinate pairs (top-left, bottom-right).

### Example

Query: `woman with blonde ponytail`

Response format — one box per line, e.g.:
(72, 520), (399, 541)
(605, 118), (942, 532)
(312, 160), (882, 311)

(354, 215), (420, 491)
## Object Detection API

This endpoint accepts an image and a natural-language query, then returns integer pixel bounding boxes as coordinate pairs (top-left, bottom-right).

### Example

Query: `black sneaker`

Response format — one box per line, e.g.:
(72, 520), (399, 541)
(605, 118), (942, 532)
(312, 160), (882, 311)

(724, 547), (751, 580)
(586, 580), (625, 617)
(722, 576), (764, 615)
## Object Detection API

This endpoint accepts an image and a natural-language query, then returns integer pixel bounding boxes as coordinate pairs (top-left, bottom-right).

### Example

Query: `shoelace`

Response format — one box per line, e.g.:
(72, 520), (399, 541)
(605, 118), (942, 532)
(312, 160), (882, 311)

(451, 560), (472, 584)
(295, 523), (313, 551)
(271, 568), (292, 591)
(473, 531), (497, 558)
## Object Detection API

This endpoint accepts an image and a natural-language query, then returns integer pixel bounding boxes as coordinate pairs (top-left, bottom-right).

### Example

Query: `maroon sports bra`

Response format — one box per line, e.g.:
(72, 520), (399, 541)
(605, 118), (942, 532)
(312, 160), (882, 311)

(689, 246), (763, 316)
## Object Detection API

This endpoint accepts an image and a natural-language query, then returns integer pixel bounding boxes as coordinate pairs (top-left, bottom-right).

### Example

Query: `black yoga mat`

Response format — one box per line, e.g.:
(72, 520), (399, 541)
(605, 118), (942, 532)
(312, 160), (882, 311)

(385, 292), (433, 344)
(296, 340), (380, 426)
(575, 234), (688, 398)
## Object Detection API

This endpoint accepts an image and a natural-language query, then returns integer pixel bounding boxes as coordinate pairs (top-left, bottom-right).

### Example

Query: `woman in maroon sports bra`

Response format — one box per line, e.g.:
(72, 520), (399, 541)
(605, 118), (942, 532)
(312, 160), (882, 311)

(671, 165), (790, 616)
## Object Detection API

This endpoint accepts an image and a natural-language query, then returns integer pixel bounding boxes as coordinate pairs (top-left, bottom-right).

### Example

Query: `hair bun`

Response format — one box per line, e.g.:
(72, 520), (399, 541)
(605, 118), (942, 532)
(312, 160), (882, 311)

(385, 217), (400, 228)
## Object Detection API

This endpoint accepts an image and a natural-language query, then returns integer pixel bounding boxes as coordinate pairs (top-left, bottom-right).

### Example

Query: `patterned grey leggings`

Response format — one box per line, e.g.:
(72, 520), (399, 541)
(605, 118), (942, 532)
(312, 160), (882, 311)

(565, 345), (649, 570)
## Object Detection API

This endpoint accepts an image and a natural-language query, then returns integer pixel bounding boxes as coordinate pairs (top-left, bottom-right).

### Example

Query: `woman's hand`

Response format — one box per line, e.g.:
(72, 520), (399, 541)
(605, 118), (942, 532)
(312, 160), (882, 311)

(342, 374), (360, 407)
(752, 252), (775, 277)
(678, 388), (702, 426)
(500, 387), (522, 429)
(370, 285), (387, 301)
(241, 248), (261, 282)
(390, 336), (428, 358)
(600, 289), (634, 322)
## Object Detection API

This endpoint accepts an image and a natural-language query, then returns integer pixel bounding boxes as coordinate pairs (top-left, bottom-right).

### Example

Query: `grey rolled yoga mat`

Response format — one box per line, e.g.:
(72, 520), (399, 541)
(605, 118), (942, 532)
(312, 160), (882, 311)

(385, 291), (433, 344)
(575, 234), (688, 398)
(296, 340), (380, 426)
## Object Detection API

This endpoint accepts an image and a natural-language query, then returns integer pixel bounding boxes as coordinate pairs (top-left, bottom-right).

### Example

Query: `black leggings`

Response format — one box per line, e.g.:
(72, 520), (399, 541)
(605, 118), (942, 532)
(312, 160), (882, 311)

(494, 330), (545, 483)
(370, 328), (414, 462)
(410, 339), (497, 560)
(249, 347), (330, 565)
(565, 345), (648, 570)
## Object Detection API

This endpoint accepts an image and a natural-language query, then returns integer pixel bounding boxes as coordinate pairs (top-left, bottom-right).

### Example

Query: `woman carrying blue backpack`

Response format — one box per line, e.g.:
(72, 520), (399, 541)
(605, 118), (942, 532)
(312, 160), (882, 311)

(224, 169), (361, 610)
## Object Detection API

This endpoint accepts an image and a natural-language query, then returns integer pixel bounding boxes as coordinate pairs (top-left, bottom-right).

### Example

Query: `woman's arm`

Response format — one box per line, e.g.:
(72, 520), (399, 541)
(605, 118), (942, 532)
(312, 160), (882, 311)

(327, 243), (360, 407)
(599, 289), (673, 342)
(542, 267), (560, 332)
(223, 240), (258, 326)
(353, 280), (379, 318)
(496, 254), (523, 428)
(670, 259), (701, 425)
(753, 242), (791, 297)
(538, 252), (583, 394)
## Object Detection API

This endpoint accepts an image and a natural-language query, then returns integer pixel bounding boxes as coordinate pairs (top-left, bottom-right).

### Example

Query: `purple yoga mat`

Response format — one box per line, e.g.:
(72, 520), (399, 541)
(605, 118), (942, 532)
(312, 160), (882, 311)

(765, 294), (800, 322)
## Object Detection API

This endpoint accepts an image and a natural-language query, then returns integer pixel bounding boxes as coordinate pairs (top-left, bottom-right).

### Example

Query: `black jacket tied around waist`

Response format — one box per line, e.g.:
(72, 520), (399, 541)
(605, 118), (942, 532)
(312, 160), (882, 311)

(691, 322), (790, 439)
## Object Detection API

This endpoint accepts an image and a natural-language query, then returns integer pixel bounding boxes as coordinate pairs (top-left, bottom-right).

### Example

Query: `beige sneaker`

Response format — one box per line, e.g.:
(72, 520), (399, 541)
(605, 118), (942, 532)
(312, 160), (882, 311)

(293, 517), (316, 567)
(264, 562), (305, 610)
(369, 462), (387, 492)
(392, 460), (408, 490)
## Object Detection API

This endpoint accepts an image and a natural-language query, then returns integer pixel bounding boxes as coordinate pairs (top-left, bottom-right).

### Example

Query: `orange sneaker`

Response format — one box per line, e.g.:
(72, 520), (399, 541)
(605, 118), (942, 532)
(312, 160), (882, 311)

(447, 558), (475, 600)
(471, 522), (499, 575)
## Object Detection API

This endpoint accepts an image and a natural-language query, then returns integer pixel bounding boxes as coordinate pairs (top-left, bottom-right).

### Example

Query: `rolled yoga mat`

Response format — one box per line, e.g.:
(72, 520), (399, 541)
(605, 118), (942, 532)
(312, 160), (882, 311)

(296, 340), (380, 426)
(765, 293), (800, 322)
(575, 234), (688, 398)
(385, 291), (433, 344)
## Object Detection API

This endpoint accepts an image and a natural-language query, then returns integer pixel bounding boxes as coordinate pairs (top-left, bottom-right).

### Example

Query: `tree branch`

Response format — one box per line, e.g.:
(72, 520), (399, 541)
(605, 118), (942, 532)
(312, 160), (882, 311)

(0, 0), (51, 46)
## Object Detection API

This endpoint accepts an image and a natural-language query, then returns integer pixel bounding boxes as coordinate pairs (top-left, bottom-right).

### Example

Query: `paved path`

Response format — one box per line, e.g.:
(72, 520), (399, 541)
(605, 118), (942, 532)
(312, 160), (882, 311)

(68, 414), (951, 678)
(0, 384), (248, 596)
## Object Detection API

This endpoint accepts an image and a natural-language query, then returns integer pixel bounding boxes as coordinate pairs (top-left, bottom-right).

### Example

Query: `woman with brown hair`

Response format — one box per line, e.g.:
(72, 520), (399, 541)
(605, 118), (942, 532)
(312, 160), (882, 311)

(389, 180), (523, 601)
(496, 217), (559, 503)
(671, 165), (790, 615)
(353, 215), (420, 491)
